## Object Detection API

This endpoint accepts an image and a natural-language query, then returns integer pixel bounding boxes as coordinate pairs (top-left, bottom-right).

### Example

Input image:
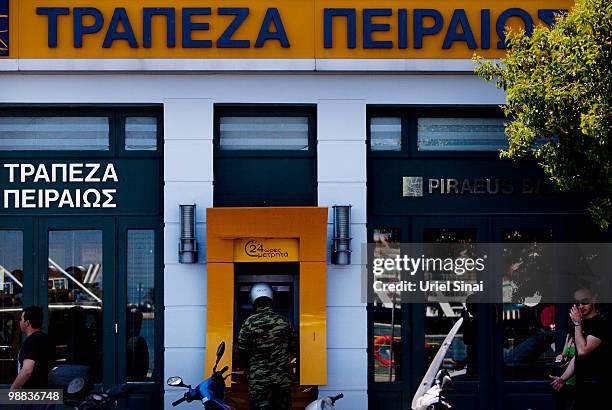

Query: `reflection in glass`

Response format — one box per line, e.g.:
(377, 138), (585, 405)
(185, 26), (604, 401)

(127, 230), (155, 382)
(417, 117), (508, 151)
(372, 228), (401, 382)
(0, 231), (23, 384)
(220, 116), (309, 151)
(372, 303), (402, 382)
(423, 229), (477, 378)
(126, 117), (157, 151)
(370, 117), (401, 151)
(0, 117), (109, 150)
(48, 231), (103, 382)
(502, 229), (556, 380)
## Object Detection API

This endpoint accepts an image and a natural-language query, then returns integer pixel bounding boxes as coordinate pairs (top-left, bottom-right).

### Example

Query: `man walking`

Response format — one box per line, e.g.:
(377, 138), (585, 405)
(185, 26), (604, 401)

(10, 306), (52, 391)
(236, 283), (296, 410)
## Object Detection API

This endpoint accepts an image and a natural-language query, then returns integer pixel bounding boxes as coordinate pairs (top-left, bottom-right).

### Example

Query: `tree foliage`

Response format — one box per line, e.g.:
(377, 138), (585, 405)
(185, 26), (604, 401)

(474, 0), (611, 229)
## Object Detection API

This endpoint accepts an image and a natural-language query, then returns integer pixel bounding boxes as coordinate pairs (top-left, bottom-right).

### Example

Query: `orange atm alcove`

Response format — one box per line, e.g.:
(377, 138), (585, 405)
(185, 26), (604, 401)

(205, 207), (328, 385)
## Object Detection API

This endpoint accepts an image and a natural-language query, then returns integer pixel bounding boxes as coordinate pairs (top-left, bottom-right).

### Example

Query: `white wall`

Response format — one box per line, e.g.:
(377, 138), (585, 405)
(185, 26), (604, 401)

(0, 72), (504, 409)
(163, 99), (214, 409)
(0, 74), (504, 105)
(317, 99), (368, 409)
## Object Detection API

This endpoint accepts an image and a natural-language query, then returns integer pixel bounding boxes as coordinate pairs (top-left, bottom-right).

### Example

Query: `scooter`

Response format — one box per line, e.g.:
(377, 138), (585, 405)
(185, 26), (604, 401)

(167, 341), (232, 409)
(168, 341), (342, 409)
(411, 317), (463, 410)
(48, 364), (131, 410)
(64, 381), (131, 410)
(305, 393), (344, 410)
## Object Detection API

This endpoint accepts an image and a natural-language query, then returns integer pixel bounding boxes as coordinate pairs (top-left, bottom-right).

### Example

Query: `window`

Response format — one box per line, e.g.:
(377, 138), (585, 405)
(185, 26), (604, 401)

(47, 230), (103, 382)
(219, 116), (309, 150)
(370, 117), (401, 151)
(501, 228), (555, 381)
(372, 228), (402, 382)
(214, 107), (316, 206)
(127, 230), (155, 382)
(368, 108), (507, 154)
(372, 302), (402, 382)
(0, 231), (23, 384)
(423, 228), (477, 378)
(0, 117), (109, 151)
(125, 117), (157, 151)
(417, 117), (507, 151)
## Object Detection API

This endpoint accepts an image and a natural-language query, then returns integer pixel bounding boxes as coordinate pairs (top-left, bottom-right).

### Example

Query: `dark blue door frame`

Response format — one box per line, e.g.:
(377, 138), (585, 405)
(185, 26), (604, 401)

(410, 216), (490, 410)
(365, 105), (597, 410)
(367, 212), (593, 410)
(0, 106), (164, 407)
(116, 216), (164, 409)
(39, 217), (116, 387)
(490, 215), (566, 410)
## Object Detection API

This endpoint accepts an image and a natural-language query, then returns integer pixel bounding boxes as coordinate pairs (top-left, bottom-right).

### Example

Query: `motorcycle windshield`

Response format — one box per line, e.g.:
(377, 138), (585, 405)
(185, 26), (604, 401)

(410, 317), (463, 410)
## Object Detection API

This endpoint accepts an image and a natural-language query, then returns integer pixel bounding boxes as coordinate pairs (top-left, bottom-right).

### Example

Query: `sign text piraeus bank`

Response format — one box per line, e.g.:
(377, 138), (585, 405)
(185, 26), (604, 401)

(2, 0), (574, 59)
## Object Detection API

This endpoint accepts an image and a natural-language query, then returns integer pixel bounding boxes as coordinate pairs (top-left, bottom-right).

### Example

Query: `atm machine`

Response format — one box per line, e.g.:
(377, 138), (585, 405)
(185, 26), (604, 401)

(205, 207), (328, 410)
(234, 262), (300, 334)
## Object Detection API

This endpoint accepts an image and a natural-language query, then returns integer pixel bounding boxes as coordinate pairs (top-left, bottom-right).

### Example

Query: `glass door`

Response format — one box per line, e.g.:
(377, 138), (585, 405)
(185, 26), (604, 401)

(492, 216), (566, 410)
(116, 217), (162, 408)
(411, 216), (490, 410)
(368, 216), (412, 410)
(39, 217), (115, 386)
(0, 217), (34, 386)
(0, 216), (162, 408)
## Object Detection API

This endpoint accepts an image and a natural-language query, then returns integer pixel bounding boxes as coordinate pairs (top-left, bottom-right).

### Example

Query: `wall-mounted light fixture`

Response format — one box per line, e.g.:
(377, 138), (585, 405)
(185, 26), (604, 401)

(178, 204), (198, 263)
(332, 205), (351, 265)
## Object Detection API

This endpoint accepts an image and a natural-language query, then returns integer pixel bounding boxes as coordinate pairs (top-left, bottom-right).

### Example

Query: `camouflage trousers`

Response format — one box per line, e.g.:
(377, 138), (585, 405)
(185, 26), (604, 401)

(249, 384), (291, 410)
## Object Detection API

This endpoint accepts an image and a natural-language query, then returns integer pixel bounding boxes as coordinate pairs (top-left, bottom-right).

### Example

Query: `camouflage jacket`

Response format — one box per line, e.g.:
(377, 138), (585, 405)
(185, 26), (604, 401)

(236, 307), (296, 388)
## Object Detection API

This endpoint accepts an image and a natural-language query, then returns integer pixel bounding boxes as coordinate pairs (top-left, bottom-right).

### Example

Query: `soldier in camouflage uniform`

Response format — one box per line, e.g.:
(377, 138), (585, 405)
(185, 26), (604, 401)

(236, 283), (296, 410)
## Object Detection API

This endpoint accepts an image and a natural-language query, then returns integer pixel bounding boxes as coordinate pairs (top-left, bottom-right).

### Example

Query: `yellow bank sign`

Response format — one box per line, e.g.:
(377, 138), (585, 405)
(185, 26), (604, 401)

(2, 0), (573, 59)
(234, 238), (299, 262)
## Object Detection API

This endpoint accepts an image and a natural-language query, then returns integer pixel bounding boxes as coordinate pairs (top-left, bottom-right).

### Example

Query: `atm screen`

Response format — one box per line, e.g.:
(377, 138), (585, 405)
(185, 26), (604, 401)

(236, 284), (294, 327)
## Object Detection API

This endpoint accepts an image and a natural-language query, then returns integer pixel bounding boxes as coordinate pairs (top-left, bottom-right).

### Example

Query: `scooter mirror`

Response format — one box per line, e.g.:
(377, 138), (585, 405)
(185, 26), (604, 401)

(66, 377), (86, 395)
(216, 342), (226, 359)
(167, 376), (184, 387)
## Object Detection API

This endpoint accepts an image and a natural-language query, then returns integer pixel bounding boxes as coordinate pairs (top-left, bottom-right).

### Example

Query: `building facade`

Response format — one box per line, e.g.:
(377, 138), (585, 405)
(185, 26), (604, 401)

(1, 1), (599, 409)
